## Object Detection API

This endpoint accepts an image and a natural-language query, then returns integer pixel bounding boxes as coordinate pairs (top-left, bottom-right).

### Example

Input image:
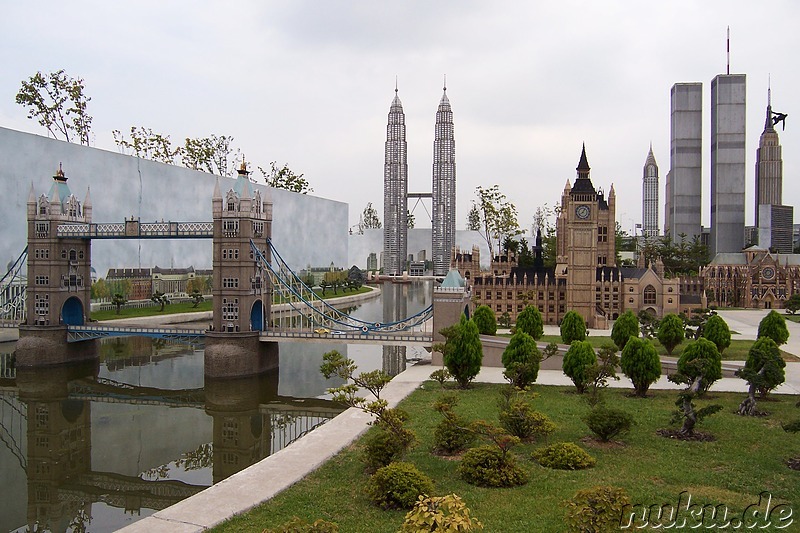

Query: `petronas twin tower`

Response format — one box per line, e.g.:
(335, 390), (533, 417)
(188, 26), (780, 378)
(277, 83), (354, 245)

(383, 83), (456, 276)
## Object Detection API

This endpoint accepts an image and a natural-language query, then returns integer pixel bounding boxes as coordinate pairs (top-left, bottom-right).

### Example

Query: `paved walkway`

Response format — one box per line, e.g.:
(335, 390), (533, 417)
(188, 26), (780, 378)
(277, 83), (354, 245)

(120, 316), (800, 531)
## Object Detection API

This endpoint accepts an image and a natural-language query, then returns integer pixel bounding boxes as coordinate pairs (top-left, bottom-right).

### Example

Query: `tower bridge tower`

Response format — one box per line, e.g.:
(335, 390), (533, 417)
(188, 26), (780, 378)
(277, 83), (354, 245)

(25, 165), (92, 327)
(211, 161), (272, 333)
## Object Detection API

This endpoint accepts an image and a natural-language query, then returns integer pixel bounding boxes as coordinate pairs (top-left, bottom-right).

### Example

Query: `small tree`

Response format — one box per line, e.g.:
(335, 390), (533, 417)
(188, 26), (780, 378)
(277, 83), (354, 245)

(784, 293), (800, 314)
(501, 331), (541, 389)
(190, 290), (205, 308)
(472, 305), (497, 335)
(668, 338), (723, 437)
(657, 313), (685, 355)
(619, 337), (661, 397)
(516, 305), (544, 340)
(16, 69), (93, 144)
(438, 315), (483, 389)
(151, 291), (169, 312)
(111, 293), (127, 315)
(560, 311), (587, 345)
(585, 343), (620, 406)
(562, 341), (596, 394)
(703, 314), (731, 354)
(259, 161), (312, 194)
(736, 337), (786, 416)
(611, 311), (639, 351)
(758, 310), (790, 346)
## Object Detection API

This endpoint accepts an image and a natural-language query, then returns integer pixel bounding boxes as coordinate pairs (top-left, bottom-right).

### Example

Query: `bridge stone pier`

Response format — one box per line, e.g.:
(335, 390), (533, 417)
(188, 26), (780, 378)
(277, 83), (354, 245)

(431, 269), (473, 366)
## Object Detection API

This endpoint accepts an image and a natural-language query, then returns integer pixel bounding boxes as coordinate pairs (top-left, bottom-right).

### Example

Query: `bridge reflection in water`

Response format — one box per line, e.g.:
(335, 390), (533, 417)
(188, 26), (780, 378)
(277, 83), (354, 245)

(0, 336), (367, 533)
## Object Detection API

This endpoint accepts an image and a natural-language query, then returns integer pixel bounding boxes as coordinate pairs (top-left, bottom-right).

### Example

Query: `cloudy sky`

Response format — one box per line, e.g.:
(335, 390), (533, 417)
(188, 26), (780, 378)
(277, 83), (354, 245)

(1, 1), (797, 237)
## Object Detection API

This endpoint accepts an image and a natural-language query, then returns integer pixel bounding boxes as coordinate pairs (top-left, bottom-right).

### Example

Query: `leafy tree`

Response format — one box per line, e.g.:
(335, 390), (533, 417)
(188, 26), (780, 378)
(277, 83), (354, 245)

(259, 161), (312, 194)
(516, 305), (544, 340)
(668, 338), (723, 437)
(531, 204), (560, 269)
(438, 315), (483, 388)
(585, 343), (621, 406)
(562, 341), (596, 394)
(473, 185), (523, 260)
(183, 134), (238, 175)
(472, 305), (497, 335)
(91, 278), (109, 301)
(113, 126), (181, 163)
(107, 278), (132, 299)
(407, 209), (415, 229)
(611, 311), (639, 351)
(638, 309), (658, 339)
(466, 203), (481, 231)
(501, 331), (541, 389)
(190, 290), (205, 308)
(703, 314), (731, 354)
(758, 310), (789, 346)
(784, 293), (800, 314)
(619, 337), (661, 397)
(736, 337), (786, 416)
(681, 308), (716, 340)
(111, 293), (127, 315)
(16, 69), (92, 145)
(657, 313), (684, 355)
(560, 311), (587, 344)
(498, 312), (511, 329)
(361, 202), (382, 230)
(151, 291), (169, 312)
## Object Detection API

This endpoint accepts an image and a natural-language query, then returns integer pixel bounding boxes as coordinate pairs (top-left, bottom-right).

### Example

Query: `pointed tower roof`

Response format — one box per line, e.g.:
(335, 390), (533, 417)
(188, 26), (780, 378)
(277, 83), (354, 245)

(84, 186), (92, 208)
(28, 182), (36, 204)
(48, 163), (72, 207)
(570, 144), (597, 196)
(439, 75), (450, 106)
(645, 143), (657, 167)
(213, 177), (222, 199)
(390, 79), (403, 111)
(233, 157), (254, 199)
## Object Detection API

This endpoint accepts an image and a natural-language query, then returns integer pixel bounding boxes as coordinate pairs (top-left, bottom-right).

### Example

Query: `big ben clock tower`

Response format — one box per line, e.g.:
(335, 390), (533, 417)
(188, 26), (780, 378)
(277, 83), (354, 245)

(556, 145), (616, 328)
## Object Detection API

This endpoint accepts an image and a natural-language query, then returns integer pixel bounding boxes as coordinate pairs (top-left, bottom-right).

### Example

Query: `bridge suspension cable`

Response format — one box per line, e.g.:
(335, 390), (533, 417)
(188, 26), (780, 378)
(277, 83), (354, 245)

(0, 246), (27, 325)
(252, 240), (432, 334)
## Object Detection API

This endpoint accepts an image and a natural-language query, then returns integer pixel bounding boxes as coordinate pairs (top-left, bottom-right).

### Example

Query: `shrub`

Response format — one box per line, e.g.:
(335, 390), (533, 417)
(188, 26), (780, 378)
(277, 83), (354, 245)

(740, 337), (786, 397)
(499, 399), (556, 441)
(564, 485), (631, 533)
(561, 311), (587, 344)
(677, 338), (722, 392)
(458, 445), (528, 487)
(703, 314), (731, 354)
(501, 331), (541, 388)
(611, 311), (639, 351)
(432, 394), (475, 455)
(532, 442), (596, 470)
(619, 337), (661, 397)
(657, 313), (685, 355)
(585, 343), (621, 406)
(401, 494), (484, 532)
(516, 305), (544, 340)
(429, 368), (451, 387)
(366, 462), (434, 510)
(758, 310), (789, 346)
(562, 340), (597, 393)
(472, 304), (497, 335)
(440, 315), (483, 388)
(264, 517), (339, 533)
(363, 428), (409, 471)
(584, 405), (634, 442)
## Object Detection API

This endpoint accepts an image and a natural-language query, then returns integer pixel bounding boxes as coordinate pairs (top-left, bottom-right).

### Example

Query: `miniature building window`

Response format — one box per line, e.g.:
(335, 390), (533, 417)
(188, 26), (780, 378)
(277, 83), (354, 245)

(538, 306), (544, 312)
(35, 275), (48, 285)
(35, 406), (49, 429)
(227, 200), (236, 212)
(613, 287), (618, 292)
(496, 291), (502, 299)
(599, 256), (607, 265)
(34, 294), (49, 315)
(36, 222), (49, 237)
(644, 285), (656, 305)
(538, 292), (544, 300)
(223, 220), (239, 236)
(69, 249), (77, 261)
(496, 304), (502, 312)
(559, 305), (565, 313)
(506, 304), (512, 312)
(252, 277), (262, 290)
(253, 221), (264, 237)
(598, 226), (608, 243)
(507, 291), (512, 299)
(39, 204), (47, 215)
(629, 287), (634, 292)
(222, 298), (239, 320)
(517, 304), (523, 312)
(548, 305), (554, 313)
(668, 287), (674, 293)
(629, 298), (634, 304)
(222, 419), (239, 445)
(548, 292), (554, 299)
(61, 249), (67, 259)
(223, 278), (239, 288)
(668, 298), (673, 304)
(234, 248), (239, 259)
(79, 250), (84, 260)
(485, 291), (491, 300)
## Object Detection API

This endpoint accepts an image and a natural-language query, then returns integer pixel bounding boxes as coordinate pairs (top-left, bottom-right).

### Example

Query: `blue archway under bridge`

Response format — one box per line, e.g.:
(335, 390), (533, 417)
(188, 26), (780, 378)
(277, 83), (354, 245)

(250, 300), (264, 331)
(62, 296), (85, 326)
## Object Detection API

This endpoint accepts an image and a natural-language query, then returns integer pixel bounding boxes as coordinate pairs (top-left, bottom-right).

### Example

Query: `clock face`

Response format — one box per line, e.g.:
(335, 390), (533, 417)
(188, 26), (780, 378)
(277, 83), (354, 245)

(575, 205), (590, 219)
(762, 267), (775, 280)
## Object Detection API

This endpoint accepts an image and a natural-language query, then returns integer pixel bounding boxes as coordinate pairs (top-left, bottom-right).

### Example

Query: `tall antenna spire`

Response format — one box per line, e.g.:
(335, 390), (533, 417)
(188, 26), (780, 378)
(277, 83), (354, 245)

(395, 75), (398, 94)
(768, 73), (771, 106)
(726, 26), (730, 75)
(443, 74), (447, 92)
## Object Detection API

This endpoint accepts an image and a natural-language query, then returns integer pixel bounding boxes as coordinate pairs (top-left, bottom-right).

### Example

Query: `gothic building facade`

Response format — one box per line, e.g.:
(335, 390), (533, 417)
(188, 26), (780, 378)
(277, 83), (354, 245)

(456, 146), (690, 329)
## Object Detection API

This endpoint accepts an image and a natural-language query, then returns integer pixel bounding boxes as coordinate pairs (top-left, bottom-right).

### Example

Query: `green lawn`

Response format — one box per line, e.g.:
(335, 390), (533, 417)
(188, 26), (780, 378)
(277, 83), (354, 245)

(214, 383), (800, 532)
(91, 286), (374, 322)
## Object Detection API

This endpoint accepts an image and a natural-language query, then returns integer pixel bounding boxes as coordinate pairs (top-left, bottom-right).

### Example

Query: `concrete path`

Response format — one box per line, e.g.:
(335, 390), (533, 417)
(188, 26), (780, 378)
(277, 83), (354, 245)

(120, 349), (800, 532)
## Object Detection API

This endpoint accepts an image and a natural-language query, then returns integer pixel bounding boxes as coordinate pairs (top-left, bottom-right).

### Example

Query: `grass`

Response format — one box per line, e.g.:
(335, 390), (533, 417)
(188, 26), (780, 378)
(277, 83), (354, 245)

(91, 286), (374, 322)
(213, 383), (800, 532)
